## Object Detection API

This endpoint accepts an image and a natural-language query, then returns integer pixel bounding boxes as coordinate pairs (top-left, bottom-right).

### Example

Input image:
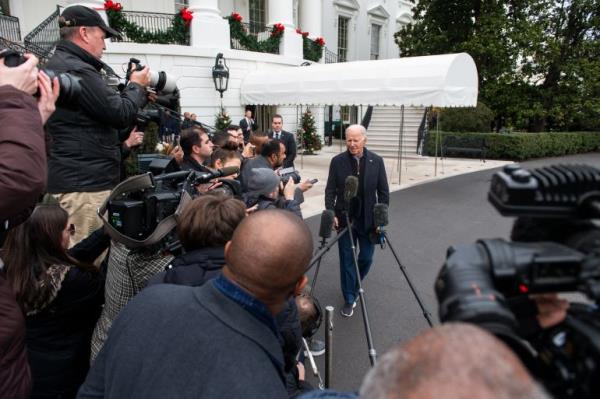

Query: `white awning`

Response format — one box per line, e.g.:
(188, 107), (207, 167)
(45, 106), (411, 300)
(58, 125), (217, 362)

(240, 53), (478, 107)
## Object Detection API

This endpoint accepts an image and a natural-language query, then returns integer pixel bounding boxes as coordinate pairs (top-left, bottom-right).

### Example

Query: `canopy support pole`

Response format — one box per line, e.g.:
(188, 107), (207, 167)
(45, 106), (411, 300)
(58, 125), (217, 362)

(395, 105), (405, 185)
(434, 111), (440, 176)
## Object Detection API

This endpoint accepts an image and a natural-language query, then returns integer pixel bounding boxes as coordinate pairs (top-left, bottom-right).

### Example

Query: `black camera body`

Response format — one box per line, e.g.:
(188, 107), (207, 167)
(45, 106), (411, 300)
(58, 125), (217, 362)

(106, 166), (240, 254)
(436, 163), (600, 399)
(0, 48), (82, 107)
(279, 167), (301, 185)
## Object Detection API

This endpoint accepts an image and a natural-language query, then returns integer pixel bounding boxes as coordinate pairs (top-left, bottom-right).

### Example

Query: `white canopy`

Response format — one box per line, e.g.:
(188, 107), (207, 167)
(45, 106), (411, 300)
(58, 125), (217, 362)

(240, 53), (478, 107)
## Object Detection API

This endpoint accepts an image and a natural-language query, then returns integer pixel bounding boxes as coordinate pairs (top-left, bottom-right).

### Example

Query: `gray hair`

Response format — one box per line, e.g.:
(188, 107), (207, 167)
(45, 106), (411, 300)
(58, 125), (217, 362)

(59, 26), (79, 40)
(345, 124), (366, 137)
(359, 323), (550, 399)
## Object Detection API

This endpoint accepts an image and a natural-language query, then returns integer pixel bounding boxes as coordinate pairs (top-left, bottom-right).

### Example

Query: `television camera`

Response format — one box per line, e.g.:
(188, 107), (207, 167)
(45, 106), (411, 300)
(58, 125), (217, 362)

(436, 163), (600, 399)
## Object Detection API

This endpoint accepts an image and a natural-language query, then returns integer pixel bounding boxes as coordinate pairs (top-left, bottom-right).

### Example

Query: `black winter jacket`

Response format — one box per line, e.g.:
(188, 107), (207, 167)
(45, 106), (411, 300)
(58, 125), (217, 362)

(145, 247), (225, 287)
(45, 40), (147, 193)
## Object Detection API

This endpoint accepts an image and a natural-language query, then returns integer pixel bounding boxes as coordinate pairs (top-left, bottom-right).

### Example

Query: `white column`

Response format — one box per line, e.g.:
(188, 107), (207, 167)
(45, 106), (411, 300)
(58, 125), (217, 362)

(268, 0), (303, 59)
(65, 1), (108, 22)
(299, 0), (322, 38)
(188, 0), (230, 49)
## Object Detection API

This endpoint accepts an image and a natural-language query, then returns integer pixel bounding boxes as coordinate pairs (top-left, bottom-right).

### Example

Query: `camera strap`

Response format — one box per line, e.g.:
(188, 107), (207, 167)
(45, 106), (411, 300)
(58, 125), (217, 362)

(98, 173), (192, 248)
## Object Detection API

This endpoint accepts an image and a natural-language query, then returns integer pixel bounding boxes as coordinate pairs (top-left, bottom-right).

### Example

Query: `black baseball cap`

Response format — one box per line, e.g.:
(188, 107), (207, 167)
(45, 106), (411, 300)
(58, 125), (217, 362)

(59, 5), (121, 39)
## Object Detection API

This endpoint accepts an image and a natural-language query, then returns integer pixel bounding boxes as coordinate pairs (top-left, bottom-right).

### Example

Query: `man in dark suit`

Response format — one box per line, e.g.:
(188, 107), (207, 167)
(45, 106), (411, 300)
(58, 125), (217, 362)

(268, 114), (296, 169)
(324, 125), (389, 317)
(239, 109), (258, 144)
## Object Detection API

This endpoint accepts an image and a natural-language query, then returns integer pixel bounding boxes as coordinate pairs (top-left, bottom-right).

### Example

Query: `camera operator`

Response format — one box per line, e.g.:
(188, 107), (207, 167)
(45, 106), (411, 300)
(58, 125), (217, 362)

(179, 126), (214, 173)
(45, 5), (151, 247)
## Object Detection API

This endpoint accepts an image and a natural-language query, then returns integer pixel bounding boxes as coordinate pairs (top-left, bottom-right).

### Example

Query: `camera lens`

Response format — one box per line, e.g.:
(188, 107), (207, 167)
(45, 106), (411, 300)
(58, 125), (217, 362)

(42, 69), (82, 107)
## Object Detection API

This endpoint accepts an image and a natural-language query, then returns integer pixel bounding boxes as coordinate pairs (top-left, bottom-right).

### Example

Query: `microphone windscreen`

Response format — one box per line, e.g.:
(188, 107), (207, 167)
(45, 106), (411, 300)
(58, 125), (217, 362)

(219, 166), (240, 177)
(373, 203), (389, 226)
(318, 210), (335, 239)
(344, 175), (359, 203)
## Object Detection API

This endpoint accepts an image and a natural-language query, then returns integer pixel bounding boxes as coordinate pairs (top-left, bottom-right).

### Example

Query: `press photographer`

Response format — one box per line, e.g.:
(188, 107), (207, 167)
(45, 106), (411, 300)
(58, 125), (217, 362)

(0, 52), (59, 399)
(436, 163), (600, 399)
(45, 5), (151, 247)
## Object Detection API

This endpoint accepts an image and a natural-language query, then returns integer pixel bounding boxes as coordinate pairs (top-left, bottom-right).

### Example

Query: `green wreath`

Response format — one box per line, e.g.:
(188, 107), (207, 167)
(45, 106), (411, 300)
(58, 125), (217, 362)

(105, 1), (192, 45)
(226, 13), (284, 54)
(299, 31), (325, 62)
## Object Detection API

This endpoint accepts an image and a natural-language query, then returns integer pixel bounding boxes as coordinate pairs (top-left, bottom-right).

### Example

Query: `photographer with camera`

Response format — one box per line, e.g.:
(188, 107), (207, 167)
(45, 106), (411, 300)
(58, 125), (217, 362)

(243, 168), (304, 218)
(45, 5), (151, 247)
(241, 139), (313, 200)
(0, 50), (60, 399)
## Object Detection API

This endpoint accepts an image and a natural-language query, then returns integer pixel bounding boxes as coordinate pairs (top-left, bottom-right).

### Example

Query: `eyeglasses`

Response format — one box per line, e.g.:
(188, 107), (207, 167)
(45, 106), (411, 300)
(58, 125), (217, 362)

(67, 223), (76, 236)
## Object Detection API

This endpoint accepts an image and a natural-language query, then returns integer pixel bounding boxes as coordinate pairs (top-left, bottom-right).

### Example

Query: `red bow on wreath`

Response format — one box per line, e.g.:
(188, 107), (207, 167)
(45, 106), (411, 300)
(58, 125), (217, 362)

(180, 7), (193, 26)
(315, 37), (325, 46)
(271, 23), (285, 37)
(104, 1), (122, 11)
(231, 12), (243, 22)
(296, 28), (309, 37)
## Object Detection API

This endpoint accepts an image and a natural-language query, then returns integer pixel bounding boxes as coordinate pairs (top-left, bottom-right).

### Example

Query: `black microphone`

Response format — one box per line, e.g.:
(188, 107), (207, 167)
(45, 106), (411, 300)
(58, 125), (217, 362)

(318, 210), (335, 247)
(344, 175), (359, 203)
(193, 166), (240, 185)
(373, 203), (389, 249)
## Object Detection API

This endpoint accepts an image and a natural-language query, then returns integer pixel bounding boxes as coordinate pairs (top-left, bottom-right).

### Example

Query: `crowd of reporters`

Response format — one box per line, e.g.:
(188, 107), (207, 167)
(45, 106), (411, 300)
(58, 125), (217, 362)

(1, 5), (596, 399)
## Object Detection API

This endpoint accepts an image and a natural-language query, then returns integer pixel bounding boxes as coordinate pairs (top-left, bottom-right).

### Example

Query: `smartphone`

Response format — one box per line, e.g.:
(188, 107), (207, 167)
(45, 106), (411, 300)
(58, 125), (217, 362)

(309, 178), (318, 184)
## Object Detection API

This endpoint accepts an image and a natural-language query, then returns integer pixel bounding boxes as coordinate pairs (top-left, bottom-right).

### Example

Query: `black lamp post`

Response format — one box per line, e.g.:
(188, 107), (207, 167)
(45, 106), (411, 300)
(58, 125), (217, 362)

(212, 53), (229, 112)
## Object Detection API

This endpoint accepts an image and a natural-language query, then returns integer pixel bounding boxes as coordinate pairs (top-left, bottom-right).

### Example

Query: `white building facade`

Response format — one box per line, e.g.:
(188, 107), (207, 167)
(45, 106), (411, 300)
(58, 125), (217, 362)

(3, 0), (415, 136)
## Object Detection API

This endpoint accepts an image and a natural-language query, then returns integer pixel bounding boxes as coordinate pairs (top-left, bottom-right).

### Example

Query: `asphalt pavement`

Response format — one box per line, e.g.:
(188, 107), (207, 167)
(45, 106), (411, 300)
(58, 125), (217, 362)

(303, 152), (600, 393)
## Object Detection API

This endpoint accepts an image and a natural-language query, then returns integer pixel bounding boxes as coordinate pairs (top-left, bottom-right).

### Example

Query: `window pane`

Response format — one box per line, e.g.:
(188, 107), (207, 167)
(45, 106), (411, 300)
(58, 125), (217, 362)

(370, 24), (380, 60)
(249, 0), (266, 33)
(337, 16), (349, 62)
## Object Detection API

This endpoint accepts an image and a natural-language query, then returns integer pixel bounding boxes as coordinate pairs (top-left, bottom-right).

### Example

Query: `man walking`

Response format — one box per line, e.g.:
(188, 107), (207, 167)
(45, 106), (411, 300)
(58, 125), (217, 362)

(324, 125), (389, 317)
(268, 114), (296, 169)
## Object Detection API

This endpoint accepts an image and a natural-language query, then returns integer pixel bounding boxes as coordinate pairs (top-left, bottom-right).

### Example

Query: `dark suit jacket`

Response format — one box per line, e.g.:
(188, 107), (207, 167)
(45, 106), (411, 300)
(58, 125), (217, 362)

(79, 283), (287, 399)
(325, 148), (389, 230)
(268, 130), (296, 169)
(239, 118), (258, 143)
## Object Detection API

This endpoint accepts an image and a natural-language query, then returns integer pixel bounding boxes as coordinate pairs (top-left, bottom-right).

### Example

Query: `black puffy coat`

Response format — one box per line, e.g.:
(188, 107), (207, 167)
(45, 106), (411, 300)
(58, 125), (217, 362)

(145, 247), (226, 287)
(44, 40), (147, 193)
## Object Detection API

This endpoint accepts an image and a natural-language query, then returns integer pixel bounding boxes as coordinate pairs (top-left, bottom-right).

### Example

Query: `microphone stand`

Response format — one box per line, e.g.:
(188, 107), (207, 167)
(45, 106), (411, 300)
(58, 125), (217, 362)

(306, 227), (348, 274)
(345, 212), (377, 366)
(382, 231), (434, 327)
(309, 228), (347, 296)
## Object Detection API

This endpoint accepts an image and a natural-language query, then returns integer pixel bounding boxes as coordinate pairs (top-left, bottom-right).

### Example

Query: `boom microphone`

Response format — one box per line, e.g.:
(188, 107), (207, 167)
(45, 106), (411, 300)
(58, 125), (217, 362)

(344, 175), (359, 203)
(373, 203), (389, 249)
(318, 210), (335, 247)
(193, 166), (240, 185)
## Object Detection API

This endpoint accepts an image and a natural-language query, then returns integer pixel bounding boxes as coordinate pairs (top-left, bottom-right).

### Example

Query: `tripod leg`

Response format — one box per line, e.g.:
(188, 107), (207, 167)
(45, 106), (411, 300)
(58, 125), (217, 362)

(344, 214), (377, 366)
(309, 257), (323, 297)
(384, 232), (434, 327)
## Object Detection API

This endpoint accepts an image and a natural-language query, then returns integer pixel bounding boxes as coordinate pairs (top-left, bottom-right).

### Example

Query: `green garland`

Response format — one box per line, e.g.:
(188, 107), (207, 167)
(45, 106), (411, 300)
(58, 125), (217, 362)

(226, 13), (284, 54)
(302, 37), (324, 62)
(105, 3), (191, 45)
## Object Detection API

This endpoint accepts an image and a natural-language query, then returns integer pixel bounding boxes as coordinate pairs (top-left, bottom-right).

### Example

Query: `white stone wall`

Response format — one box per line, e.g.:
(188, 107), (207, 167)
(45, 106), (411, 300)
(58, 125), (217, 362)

(104, 42), (324, 136)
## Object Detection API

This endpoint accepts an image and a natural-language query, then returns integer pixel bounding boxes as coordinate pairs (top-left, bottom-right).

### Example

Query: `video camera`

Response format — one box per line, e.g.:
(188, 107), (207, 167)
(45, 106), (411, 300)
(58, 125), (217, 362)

(103, 166), (239, 254)
(436, 163), (600, 399)
(0, 48), (81, 107)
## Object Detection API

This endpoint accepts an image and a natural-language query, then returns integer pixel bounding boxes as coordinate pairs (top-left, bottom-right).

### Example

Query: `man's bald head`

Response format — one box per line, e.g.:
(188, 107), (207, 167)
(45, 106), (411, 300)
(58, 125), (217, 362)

(360, 323), (548, 399)
(223, 210), (313, 310)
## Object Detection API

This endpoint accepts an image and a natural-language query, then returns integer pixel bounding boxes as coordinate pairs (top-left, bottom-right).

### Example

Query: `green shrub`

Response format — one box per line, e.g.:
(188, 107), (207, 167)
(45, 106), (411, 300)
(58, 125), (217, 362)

(424, 131), (600, 161)
(433, 102), (495, 133)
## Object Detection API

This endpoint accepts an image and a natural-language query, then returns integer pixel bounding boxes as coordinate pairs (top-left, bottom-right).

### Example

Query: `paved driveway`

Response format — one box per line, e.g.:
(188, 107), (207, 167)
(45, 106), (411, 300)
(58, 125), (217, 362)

(303, 152), (600, 392)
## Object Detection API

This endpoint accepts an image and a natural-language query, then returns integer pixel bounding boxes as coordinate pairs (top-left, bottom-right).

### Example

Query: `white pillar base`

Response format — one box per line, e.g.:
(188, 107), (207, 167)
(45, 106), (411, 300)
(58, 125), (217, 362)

(280, 27), (303, 59)
(190, 17), (230, 49)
